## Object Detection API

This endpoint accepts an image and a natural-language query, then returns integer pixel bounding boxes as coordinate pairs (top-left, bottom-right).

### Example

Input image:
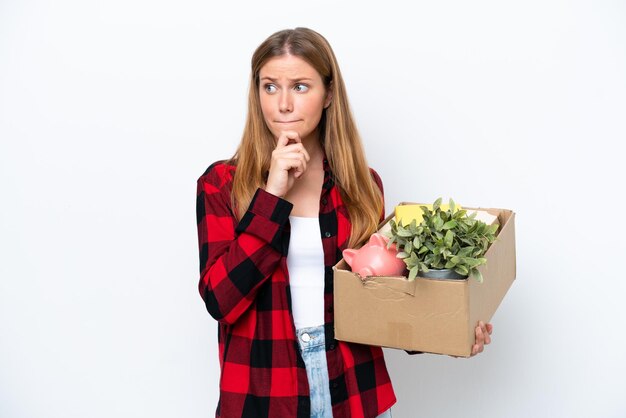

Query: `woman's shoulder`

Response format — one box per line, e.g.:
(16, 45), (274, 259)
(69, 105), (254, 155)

(197, 159), (237, 186)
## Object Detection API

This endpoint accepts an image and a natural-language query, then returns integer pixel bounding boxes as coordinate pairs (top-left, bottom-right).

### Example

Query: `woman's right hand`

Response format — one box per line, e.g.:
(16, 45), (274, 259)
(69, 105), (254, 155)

(264, 131), (310, 198)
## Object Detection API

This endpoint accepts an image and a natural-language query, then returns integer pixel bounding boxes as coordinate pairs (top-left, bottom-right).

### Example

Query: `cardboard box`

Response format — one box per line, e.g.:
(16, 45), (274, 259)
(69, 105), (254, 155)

(333, 204), (516, 357)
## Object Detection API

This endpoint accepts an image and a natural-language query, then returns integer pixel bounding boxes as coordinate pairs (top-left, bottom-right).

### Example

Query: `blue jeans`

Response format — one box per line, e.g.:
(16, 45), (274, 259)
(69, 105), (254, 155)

(297, 325), (392, 418)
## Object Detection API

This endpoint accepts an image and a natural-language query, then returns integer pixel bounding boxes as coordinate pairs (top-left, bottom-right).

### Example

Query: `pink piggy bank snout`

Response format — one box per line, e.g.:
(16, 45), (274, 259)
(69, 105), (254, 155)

(342, 233), (407, 278)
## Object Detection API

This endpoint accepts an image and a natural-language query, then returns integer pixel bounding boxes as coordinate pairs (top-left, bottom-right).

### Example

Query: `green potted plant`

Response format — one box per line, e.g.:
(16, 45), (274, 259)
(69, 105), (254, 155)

(385, 198), (499, 282)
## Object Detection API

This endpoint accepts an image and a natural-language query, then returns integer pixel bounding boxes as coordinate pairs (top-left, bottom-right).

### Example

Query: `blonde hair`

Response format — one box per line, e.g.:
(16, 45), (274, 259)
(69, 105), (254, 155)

(228, 27), (383, 248)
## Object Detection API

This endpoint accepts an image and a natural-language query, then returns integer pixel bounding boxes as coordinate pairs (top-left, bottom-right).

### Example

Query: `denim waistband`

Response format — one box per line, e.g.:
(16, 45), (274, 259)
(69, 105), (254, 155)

(296, 324), (326, 351)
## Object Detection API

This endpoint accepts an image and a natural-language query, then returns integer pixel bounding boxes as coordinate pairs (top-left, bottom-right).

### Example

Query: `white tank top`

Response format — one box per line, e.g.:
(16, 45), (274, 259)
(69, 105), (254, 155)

(287, 216), (326, 329)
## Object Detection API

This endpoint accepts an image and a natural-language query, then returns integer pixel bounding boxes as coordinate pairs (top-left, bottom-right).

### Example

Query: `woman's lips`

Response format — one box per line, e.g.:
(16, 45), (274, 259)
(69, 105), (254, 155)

(275, 120), (301, 124)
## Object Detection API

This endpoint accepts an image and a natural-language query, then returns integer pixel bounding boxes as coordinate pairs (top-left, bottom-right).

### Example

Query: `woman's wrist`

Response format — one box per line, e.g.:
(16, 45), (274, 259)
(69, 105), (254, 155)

(264, 186), (284, 198)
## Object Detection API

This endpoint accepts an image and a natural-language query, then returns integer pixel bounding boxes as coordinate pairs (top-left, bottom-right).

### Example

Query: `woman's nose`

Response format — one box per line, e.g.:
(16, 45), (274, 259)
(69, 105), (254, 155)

(279, 92), (293, 113)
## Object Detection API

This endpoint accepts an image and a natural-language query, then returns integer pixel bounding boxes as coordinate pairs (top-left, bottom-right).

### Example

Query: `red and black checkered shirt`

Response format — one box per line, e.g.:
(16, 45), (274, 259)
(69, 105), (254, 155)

(196, 157), (396, 418)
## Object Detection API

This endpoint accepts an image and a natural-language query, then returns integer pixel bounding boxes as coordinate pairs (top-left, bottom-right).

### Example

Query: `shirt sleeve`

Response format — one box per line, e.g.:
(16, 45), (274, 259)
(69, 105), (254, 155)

(196, 166), (293, 325)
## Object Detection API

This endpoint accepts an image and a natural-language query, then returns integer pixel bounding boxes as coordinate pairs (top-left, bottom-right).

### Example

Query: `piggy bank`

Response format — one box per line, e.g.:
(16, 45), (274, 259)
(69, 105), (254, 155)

(342, 233), (407, 278)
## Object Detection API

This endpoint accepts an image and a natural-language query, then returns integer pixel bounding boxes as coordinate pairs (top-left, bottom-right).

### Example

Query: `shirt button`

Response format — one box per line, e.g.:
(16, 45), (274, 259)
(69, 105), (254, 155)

(329, 343), (336, 350)
(324, 231), (331, 238)
(332, 381), (338, 389)
(322, 198), (328, 205)
(327, 305), (334, 313)
(301, 333), (311, 342)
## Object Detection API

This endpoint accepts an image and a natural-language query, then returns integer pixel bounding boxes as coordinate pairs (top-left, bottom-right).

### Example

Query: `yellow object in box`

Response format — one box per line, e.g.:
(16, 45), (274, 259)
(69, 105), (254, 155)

(394, 204), (462, 226)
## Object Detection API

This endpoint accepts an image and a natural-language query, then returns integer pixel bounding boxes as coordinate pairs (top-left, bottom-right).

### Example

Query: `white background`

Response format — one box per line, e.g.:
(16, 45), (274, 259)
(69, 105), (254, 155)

(1, 1), (625, 417)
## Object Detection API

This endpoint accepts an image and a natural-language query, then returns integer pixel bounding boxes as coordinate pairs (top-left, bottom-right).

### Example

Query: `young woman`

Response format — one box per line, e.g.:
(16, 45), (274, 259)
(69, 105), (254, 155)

(196, 27), (492, 418)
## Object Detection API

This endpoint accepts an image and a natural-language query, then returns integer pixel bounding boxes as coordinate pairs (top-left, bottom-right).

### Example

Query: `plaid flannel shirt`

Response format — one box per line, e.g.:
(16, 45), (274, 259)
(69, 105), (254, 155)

(196, 158), (396, 418)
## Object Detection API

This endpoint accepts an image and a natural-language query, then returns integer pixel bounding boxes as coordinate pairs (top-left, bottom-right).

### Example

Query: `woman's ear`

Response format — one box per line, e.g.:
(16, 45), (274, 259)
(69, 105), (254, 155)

(324, 83), (333, 108)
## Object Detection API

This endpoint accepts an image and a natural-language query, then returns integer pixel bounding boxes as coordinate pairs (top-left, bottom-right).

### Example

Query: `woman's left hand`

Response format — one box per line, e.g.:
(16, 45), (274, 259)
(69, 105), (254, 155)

(470, 321), (493, 357)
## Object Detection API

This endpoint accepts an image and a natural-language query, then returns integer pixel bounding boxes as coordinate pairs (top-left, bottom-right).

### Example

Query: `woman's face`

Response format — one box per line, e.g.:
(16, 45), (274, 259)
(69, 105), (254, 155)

(258, 54), (332, 143)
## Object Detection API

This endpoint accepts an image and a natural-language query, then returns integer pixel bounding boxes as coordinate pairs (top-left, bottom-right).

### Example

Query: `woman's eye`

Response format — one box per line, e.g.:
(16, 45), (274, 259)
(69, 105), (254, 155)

(294, 84), (309, 92)
(264, 84), (277, 93)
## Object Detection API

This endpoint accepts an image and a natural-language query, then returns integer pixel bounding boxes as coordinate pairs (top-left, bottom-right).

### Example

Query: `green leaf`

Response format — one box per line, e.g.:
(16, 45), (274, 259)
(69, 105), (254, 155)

(471, 269), (484, 283)
(396, 252), (409, 259)
(464, 258), (481, 268)
(454, 209), (467, 219)
(455, 265), (469, 276)
(449, 198), (456, 213)
(396, 227), (413, 238)
(418, 245), (429, 254)
(404, 241), (413, 254)
(442, 220), (457, 230)
(409, 266), (419, 280)
(444, 230), (454, 247)
(433, 197), (442, 211)
(460, 237), (473, 246)
(434, 216), (444, 231)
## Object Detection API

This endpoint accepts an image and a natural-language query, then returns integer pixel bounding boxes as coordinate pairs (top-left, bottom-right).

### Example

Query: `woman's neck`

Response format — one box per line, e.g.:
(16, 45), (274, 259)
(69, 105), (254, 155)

(301, 133), (324, 166)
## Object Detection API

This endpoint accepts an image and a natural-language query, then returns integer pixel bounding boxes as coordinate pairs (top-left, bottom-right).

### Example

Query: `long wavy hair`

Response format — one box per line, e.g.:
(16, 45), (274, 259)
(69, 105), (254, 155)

(228, 27), (383, 248)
